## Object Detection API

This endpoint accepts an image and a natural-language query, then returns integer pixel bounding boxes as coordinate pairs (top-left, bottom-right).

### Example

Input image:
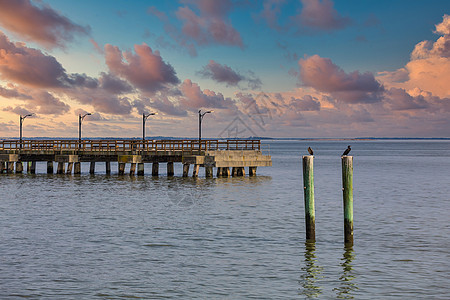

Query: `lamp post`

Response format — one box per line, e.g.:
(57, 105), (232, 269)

(198, 109), (213, 141)
(19, 113), (33, 149)
(78, 113), (91, 144)
(143, 112), (157, 140)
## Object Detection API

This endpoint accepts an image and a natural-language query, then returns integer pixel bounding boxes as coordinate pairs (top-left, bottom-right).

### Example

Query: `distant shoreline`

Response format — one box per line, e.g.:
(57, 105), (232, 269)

(2, 137), (450, 141)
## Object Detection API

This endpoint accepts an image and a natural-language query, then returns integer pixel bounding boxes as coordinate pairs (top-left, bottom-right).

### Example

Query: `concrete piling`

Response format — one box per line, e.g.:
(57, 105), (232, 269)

(167, 162), (174, 176)
(30, 161), (36, 174)
(118, 162), (125, 175)
(302, 155), (315, 242)
(89, 162), (95, 174)
(74, 162), (81, 174)
(183, 163), (190, 177)
(137, 163), (144, 176)
(66, 162), (73, 174)
(342, 155), (354, 246)
(0, 161), (4, 173)
(192, 164), (200, 177)
(130, 163), (136, 176)
(205, 166), (213, 177)
(47, 161), (53, 174)
(152, 162), (159, 176)
(106, 161), (111, 175)
(16, 162), (23, 173)
(57, 162), (65, 174)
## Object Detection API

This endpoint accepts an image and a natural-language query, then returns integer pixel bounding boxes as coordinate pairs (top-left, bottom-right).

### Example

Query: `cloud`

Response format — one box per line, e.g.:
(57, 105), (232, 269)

(385, 88), (429, 111)
(148, 1), (243, 56)
(289, 95), (321, 111)
(291, 0), (351, 33)
(0, 85), (32, 99)
(148, 95), (187, 116)
(98, 72), (134, 94)
(180, 79), (237, 111)
(378, 15), (450, 98)
(198, 60), (262, 89)
(299, 55), (384, 103)
(0, 0), (90, 49)
(2, 88), (70, 115)
(256, 0), (286, 31)
(104, 43), (180, 93)
(2, 106), (33, 116)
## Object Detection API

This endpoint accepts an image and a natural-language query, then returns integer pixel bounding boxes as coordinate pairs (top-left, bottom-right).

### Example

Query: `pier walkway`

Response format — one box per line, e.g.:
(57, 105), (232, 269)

(0, 139), (272, 177)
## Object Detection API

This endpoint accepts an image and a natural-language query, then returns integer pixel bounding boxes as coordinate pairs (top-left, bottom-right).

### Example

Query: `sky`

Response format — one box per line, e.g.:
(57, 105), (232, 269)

(0, 0), (450, 138)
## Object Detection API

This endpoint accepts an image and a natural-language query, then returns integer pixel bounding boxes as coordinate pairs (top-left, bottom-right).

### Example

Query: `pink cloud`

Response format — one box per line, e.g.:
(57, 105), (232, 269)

(299, 55), (384, 103)
(0, 0), (90, 49)
(292, 0), (351, 33)
(0, 31), (70, 88)
(180, 79), (237, 111)
(256, 0), (286, 31)
(198, 60), (262, 89)
(104, 43), (180, 93)
(378, 15), (450, 98)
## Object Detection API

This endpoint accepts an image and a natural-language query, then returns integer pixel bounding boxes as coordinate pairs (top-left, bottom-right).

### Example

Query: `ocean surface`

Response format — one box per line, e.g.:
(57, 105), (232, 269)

(1, 140), (449, 299)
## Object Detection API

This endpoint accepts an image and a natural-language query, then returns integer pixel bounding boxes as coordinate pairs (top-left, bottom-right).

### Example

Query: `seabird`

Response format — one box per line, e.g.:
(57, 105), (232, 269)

(308, 147), (314, 155)
(342, 145), (351, 156)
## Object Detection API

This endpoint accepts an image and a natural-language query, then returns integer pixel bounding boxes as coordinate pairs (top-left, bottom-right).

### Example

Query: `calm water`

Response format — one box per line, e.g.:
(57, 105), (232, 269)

(1, 140), (449, 299)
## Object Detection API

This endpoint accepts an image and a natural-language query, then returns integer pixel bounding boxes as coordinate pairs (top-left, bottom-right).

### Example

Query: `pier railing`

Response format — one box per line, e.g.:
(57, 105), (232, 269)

(0, 139), (261, 153)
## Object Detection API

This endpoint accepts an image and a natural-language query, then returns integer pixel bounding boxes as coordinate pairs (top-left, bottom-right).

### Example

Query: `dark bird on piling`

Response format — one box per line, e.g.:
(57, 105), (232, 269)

(342, 145), (351, 156)
(308, 147), (314, 155)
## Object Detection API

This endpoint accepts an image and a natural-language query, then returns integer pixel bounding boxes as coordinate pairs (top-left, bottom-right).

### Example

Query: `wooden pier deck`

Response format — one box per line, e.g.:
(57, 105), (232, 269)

(0, 139), (272, 177)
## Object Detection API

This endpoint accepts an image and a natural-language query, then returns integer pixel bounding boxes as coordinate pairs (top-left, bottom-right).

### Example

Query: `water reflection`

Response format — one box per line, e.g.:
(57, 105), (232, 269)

(299, 241), (323, 298)
(334, 246), (358, 299)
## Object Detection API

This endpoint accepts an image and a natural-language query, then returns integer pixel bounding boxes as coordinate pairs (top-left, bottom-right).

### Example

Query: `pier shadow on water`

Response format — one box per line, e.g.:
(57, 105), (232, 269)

(333, 246), (358, 299)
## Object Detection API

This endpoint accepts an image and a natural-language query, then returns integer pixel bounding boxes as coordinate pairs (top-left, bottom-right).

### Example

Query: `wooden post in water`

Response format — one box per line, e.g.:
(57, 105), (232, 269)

(249, 166), (257, 176)
(47, 161), (53, 174)
(183, 163), (190, 177)
(0, 161), (4, 173)
(216, 167), (222, 177)
(152, 162), (159, 176)
(30, 161), (36, 174)
(105, 161), (111, 175)
(342, 155), (354, 246)
(167, 162), (174, 177)
(16, 162), (23, 173)
(302, 155), (315, 242)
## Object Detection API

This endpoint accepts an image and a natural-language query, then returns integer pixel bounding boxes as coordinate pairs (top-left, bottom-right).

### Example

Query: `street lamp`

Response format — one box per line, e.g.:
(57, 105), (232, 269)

(19, 113), (34, 149)
(143, 112), (157, 140)
(78, 112), (91, 144)
(198, 109), (213, 141)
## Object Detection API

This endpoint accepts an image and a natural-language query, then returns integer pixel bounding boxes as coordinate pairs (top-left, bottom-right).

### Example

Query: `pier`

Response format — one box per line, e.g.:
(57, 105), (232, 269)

(0, 139), (272, 177)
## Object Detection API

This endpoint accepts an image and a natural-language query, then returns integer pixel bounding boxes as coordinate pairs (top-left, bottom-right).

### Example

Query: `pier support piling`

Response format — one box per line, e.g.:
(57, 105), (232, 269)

(30, 161), (36, 174)
(105, 161), (111, 175)
(302, 155), (315, 242)
(130, 163), (136, 176)
(342, 156), (354, 246)
(167, 162), (174, 177)
(192, 164), (200, 177)
(0, 161), (4, 173)
(205, 166), (213, 178)
(137, 163), (144, 176)
(74, 162), (81, 174)
(16, 162), (23, 173)
(47, 161), (53, 174)
(152, 162), (159, 176)
(57, 162), (65, 174)
(249, 166), (257, 176)
(66, 162), (73, 174)
(89, 162), (95, 174)
(118, 163), (125, 175)
(183, 163), (190, 177)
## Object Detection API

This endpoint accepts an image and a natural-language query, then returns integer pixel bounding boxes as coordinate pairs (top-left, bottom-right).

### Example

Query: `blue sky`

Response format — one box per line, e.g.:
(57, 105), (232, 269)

(1, 0), (450, 138)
